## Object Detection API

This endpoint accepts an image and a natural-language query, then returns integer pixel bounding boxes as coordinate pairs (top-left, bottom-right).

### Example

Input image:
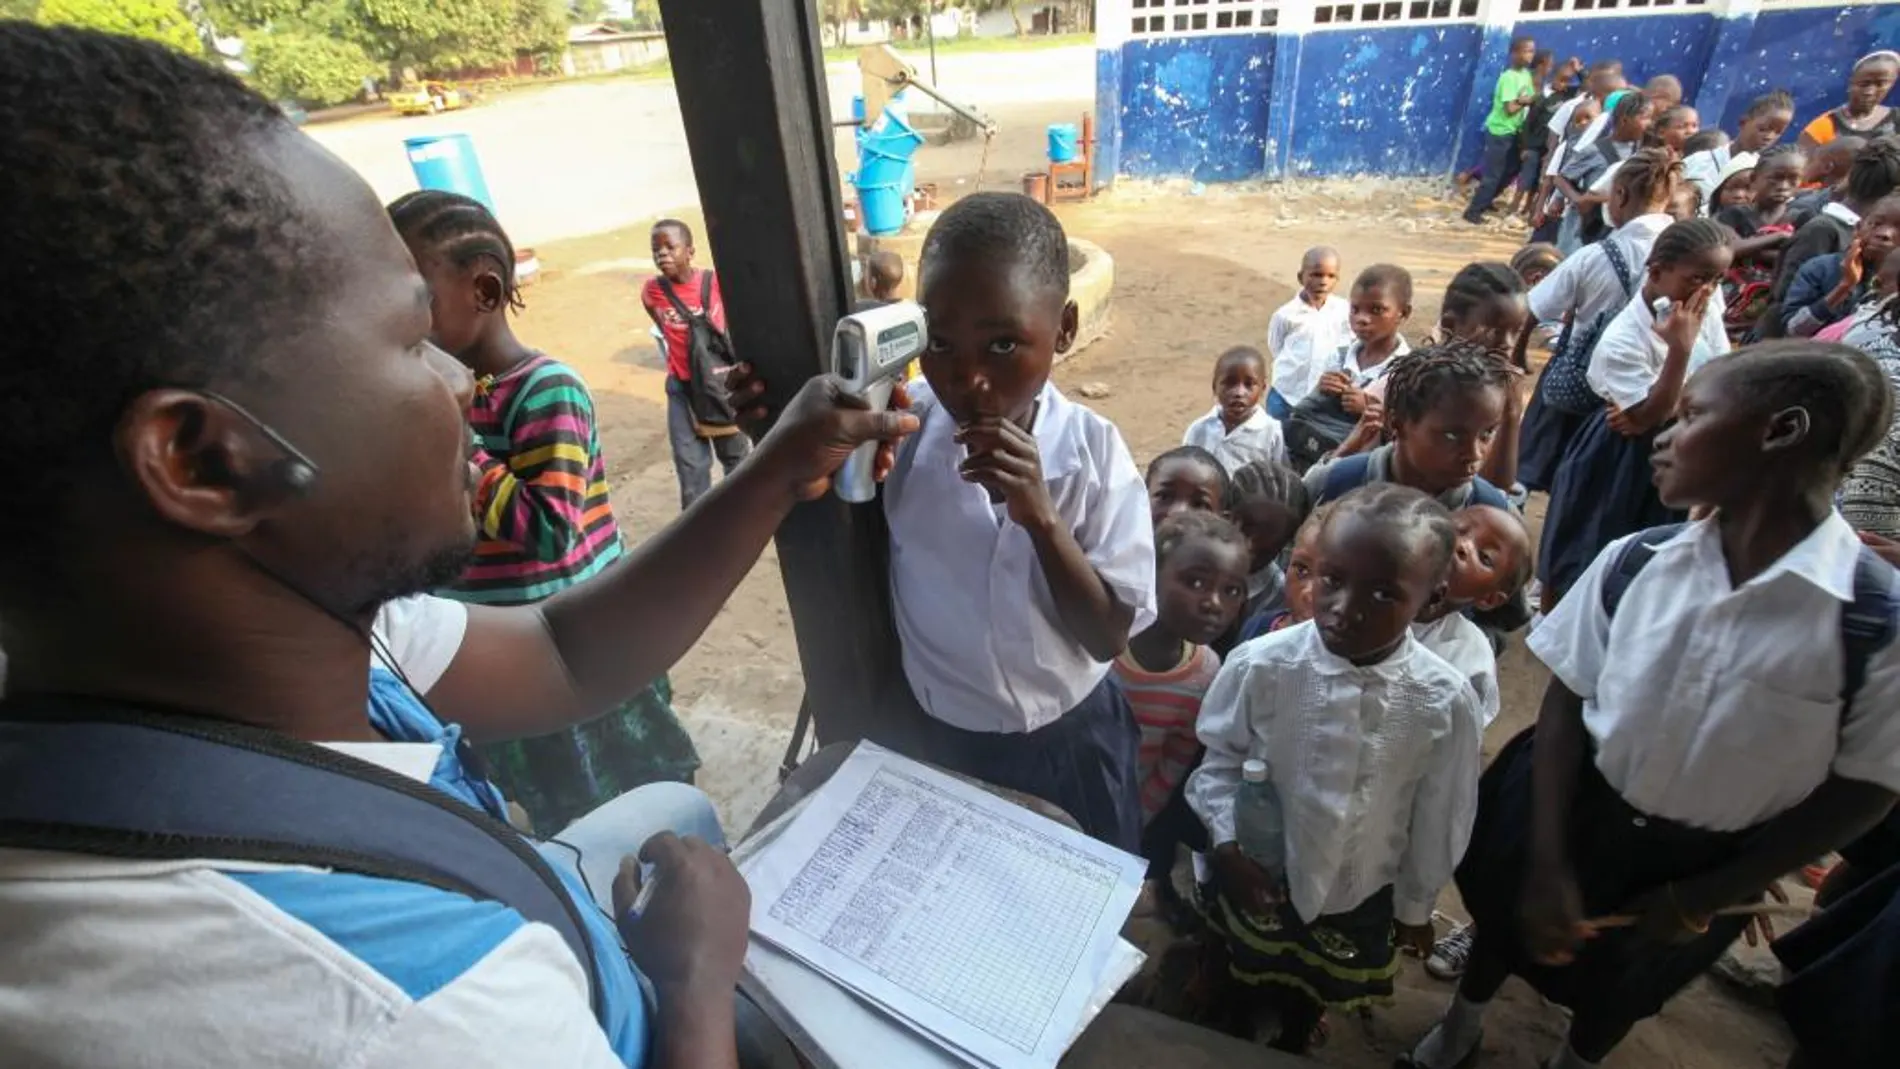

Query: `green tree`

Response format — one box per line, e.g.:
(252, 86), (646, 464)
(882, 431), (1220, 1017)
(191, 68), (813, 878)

(37, 0), (202, 52)
(0, 0), (38, 17)
(568, 0), (603, 22)
(246, 29), (377, 105)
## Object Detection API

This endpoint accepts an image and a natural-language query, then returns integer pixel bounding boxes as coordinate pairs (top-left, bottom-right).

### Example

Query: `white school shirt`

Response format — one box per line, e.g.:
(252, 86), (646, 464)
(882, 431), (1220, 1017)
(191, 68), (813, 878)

(1528, 212), (1672, 329)
(1187, 622), (1480, 926)
(1529, 514), (1900, 831)
(1413, 613), (1501, 731)
(1547, 95), (1587, 142)
(884, 381), (1157, 734)
(1182, 406), (1289, 474)
(1267, 293), (1354, 405)
(1585, 288), (1731, 410)
(1588, 159), (1627, 228)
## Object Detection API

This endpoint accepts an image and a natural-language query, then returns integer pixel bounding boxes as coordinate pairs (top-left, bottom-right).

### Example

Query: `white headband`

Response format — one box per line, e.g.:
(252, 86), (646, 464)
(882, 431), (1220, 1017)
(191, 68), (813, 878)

(1854, 50), (1900, 72)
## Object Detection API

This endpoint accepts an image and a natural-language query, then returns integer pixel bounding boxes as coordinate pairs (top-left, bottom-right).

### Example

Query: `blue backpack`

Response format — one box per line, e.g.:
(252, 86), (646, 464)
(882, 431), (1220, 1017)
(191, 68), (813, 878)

(1602, 524), (1900, 712)
(1317, 451), (1511, 510)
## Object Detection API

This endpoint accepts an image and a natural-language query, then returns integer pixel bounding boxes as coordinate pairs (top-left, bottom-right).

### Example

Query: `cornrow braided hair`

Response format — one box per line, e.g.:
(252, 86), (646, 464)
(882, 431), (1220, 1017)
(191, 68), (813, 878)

(387, 190), (524, 312)
(1146, 445), (1231, 503)
(1442, 262), (1526, 328)
(1743, 89), (1795, 120)
(1612, 147), (1683, 213)
(1155, 509), (1250, 567)
(1227, 458), (1311, 526)
(1325, 483), (1457, 581)
(1713, 341), (1893, 477)
(1381, 339), (1513, 430)
(1755, 143), (1804, 169)
(1648, 217), (1735, 268)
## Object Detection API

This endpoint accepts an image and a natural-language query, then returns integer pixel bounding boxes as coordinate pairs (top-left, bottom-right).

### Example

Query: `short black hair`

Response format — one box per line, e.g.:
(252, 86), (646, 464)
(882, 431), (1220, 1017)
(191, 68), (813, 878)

(1755, 143), (1805, 170)
(1532, 48), (1553, 66)
(1510, 35), (1534, 50)
(1227, 458), (1310, 525)
(1146, 445), (1230, 501)
(1382, 340), (1513, 430)
(1353, 263), (1414, 306)
(1655, 104), (1696, 131)
(1611, 90), (1651, 124)
(1441, 262), (1526, 330)
(1215, 345), (1267, 376)
(1588, 58), (1623, 76)
(0, 25), (317, 551)
(388, 190), (523, 312)
(653, 218), (694, 245)
(1681, 129), (1728, 156)
(1743, 88), (1795, 120)
(1847, 135), (1900, 206)
(1708, 341), (1893, 477)
(867, 249), (904, 292)
(1324, 483), (1456, 583)
(920, 191), (1069, 301)
(1649, 217), (1734, 268)
(1155, 510), (1250, 568)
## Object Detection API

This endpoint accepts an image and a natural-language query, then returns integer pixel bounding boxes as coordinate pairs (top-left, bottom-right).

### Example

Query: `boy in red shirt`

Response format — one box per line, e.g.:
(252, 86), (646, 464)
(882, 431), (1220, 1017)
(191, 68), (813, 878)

(640, 218), (749, 509)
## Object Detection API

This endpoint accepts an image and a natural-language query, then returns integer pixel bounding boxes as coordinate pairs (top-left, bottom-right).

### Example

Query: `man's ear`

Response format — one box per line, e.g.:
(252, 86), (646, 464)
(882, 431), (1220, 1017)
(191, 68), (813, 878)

(114, 389), (287, 539)
(1056, 299), (1080, 354)
(1763, 404), (1812, 455)
(473, 270), (506, 315)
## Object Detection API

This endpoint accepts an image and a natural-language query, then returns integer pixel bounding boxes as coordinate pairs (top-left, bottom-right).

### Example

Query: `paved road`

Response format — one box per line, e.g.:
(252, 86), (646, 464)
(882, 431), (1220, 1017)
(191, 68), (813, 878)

(309, 46), (1095, 245)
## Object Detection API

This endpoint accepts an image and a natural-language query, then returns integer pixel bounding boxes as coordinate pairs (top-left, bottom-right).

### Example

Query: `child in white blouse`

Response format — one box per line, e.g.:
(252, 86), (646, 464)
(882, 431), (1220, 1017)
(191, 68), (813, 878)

(1181, 346), (1287, 473)
(1189, 484), (1480, 1053)
(1409, 342), (1900, 1069)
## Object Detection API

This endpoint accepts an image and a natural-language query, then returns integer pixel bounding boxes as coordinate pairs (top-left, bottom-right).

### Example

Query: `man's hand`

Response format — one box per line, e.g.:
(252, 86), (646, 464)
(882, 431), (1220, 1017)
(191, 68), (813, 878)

(1394, 920), (1437, 959)
(1742, 880), (1792, 948)
(730, 368), (920, 502)
(956, 417), (1057, 529)
(614, 833), (751, 998)
(1521, 863), (1590, 965)
(1211, 842), (1283, 922)
(1613, 882), (1713, 947)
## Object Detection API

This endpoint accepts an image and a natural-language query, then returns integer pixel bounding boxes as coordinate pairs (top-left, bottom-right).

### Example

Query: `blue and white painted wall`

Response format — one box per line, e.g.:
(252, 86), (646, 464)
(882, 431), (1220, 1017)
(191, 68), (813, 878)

(1095, 0), (1900, 182)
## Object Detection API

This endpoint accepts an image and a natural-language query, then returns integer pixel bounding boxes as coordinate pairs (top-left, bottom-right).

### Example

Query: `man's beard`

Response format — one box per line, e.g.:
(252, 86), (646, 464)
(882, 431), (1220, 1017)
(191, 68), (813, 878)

(346, 529), (478, 618)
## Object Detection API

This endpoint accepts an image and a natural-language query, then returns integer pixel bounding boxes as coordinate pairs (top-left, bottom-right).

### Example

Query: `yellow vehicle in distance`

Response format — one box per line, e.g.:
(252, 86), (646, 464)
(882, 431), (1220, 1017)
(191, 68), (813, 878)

(389, 82), (471, 117)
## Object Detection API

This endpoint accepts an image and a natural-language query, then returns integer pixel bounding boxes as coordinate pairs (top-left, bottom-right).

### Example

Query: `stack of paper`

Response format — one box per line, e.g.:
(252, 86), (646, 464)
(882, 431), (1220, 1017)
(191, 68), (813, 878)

(736, 743), (1148, 1069)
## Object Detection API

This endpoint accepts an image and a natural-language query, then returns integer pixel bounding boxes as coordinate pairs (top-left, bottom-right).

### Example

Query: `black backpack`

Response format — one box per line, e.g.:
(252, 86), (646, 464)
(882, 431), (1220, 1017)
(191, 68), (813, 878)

(659, 270), (739, 428)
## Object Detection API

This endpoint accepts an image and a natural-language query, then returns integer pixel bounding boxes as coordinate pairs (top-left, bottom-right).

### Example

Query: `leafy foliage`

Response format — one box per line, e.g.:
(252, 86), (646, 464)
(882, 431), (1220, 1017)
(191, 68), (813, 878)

(246, 28), (377, 105)
(36, 0), (203, 53)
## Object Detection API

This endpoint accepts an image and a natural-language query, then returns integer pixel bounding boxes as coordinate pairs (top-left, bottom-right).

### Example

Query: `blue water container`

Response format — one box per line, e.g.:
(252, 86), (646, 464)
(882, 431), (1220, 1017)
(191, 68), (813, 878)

(855, 113), (925, 236)
(1047, 123), (1080, 164)
(404, 133), (496, 213)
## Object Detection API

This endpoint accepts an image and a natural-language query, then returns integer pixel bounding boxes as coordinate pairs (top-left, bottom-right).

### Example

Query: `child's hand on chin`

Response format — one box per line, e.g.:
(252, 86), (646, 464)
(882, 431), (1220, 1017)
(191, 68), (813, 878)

(955, 418), (1057, 529)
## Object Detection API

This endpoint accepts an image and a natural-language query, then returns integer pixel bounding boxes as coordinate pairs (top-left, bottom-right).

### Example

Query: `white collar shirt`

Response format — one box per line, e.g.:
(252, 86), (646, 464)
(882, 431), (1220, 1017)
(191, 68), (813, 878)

(1586, 288), (1731, 411)
(1528, 213), (1672, 329)
(1183, 405), (1288, 474)
(1413, 613), (1500, 731)
(1527, 514), (1900, 831)
(1267, 294), (1353, 404)
(884, 381), (1157, 733)
(1187, 622), (1480, 926)
(1331, 335), (1412, 391)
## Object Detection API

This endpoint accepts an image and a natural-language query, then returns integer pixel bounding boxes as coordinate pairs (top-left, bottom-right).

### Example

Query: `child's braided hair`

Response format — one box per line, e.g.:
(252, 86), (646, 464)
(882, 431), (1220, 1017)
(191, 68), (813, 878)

(1381, 339), (1513, 431)
(1611, 147), (1681, 213)
(1743, 89), (1795, 121)
(1227, 459), (1310, 526)
(1648, 217), (1735, 268)
(1442, 262), (1527, 338)
(1146, 445), (1231, 503)
(1155, 510), (1250, 567)
(1510, 243), (1562, 282)
(388, 190), (525, 312)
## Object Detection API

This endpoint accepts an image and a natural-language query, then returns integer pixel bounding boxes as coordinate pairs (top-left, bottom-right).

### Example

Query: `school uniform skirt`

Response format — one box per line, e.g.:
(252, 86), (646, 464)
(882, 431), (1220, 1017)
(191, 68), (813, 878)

(1538, 409), (1683, 595)
(1774, 860), (1900, 1068)
(909, 673), (1143, 852)
(1197, 883), (1401, 1010)
(1515, 382), (1585, 493)
(1457, 728), (1756, 1025)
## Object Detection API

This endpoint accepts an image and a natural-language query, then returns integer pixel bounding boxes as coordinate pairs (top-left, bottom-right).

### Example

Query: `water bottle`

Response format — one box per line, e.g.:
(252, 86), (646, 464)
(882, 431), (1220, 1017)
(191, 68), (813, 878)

(1234, 758), (1287, 888)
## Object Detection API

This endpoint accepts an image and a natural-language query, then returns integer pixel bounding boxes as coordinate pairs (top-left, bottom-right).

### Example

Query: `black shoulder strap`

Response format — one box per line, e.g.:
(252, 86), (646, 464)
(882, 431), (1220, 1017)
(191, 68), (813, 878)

(1601, 523), (1688, 618)
(0, 703), (603, 1019)
(657, 273), (699, 323)
(1842, 544), (1900, 714)
(1600, 234), (1635, 297)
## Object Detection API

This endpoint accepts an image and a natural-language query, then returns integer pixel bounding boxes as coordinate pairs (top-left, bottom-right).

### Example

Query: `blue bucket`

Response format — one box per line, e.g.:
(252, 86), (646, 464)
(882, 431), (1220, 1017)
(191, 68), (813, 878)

(858, 183), (906, 236)
(1047, 123), (1080, 164)
(405, 133), (496, 213)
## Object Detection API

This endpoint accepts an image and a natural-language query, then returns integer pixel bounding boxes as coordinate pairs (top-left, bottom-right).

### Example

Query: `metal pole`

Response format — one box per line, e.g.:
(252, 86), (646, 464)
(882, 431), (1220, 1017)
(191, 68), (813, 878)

(926, 0), (938, 87)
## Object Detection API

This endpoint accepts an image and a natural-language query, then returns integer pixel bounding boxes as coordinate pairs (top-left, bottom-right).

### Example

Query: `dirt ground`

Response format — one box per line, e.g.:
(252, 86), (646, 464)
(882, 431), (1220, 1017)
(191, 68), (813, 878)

(508, 172), (1798, 1067)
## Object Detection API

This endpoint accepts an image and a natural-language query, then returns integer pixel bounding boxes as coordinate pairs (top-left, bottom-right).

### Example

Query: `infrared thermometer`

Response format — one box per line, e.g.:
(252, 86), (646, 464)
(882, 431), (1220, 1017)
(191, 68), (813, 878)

(832, 301), (927, 503)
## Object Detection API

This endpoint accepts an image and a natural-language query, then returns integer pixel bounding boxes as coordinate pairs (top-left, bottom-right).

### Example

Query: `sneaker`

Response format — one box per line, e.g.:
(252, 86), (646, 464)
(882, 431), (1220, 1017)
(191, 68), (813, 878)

(1426, 923), (1475, 981)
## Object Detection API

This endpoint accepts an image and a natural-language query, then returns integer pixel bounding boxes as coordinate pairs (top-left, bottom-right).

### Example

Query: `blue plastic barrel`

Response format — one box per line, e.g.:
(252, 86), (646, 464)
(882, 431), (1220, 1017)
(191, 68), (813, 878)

(1047, 123), (1080, 164)
(404, 133), (496, 213)
(855, 114), (925, 236)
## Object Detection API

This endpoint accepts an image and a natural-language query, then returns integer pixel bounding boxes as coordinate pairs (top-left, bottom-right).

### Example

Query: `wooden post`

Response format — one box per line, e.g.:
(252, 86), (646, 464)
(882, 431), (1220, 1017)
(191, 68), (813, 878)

(657, 0), (922, 752)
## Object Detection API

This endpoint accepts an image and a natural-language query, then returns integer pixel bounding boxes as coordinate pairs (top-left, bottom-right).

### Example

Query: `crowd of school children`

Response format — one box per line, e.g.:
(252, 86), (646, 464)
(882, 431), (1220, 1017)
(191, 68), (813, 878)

(402, 50), (1900, 1067)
